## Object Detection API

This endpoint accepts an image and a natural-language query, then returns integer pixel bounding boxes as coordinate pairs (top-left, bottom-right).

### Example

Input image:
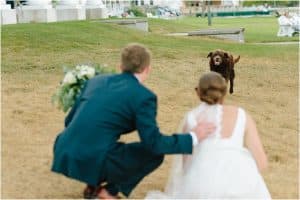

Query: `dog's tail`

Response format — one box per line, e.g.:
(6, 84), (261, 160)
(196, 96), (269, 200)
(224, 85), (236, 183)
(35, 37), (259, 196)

(234, 55), (240, 64)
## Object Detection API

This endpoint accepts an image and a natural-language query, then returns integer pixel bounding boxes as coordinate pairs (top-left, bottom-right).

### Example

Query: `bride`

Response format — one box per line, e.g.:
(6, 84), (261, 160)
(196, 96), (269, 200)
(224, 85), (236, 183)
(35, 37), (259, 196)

(146, 72), (271, 199)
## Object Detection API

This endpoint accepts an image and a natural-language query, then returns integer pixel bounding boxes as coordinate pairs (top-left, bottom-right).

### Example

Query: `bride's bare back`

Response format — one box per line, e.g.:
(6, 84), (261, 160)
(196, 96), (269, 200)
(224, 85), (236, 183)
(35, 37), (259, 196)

(221, 105), (268, 172)
(220, 105), (238, 139)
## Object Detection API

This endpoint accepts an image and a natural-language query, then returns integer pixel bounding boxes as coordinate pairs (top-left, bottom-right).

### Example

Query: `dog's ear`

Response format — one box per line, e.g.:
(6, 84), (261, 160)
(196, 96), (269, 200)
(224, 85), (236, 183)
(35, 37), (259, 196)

(234, 55), (240, 63)
(224, 52), (229, 58)
(207, 52), (213, 58)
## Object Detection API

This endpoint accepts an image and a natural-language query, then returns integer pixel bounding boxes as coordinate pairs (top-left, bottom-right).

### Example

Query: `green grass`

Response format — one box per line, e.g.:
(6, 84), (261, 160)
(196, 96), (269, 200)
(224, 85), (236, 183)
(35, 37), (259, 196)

(1, 16), (298, 74)
(148, 16), (299, 43)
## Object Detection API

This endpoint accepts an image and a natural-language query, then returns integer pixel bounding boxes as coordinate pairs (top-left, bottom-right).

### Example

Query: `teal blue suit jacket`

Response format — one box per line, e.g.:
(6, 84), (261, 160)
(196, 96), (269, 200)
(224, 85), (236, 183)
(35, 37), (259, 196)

(52, 72), (193, 185)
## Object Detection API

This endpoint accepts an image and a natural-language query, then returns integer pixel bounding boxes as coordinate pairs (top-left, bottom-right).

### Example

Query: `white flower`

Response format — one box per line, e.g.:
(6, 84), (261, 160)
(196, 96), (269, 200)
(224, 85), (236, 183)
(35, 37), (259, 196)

(63, 71), (77, 85)
(77, 65), (95, 79)
(86, 67), (96, 78)
(75, 65), (83, 70)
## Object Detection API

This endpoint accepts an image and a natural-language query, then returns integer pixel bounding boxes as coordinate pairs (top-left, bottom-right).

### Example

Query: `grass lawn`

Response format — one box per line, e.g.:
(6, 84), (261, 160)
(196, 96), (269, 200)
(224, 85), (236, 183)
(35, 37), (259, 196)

(148, 16), (300, 43)
(1, 16), (299, 199)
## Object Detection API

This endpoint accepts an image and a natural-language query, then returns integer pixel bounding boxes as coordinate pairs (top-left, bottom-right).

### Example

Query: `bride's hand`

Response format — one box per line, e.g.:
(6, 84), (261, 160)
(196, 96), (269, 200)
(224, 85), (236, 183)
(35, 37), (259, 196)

(192, 122), (216, 142)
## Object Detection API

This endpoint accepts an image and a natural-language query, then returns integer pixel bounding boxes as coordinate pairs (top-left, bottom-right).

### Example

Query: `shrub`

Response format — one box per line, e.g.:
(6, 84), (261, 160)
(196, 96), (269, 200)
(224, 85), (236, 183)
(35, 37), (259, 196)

(127, 7), (146, 17)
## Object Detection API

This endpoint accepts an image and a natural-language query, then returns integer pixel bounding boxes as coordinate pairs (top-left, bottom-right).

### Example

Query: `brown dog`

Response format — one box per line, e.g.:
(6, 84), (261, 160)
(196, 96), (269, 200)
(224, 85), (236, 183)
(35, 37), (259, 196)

(207, 49), (240, 94)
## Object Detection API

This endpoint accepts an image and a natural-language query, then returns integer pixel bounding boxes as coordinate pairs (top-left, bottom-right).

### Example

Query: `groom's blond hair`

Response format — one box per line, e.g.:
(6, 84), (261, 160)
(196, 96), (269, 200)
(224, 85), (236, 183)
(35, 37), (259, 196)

(121, 43), (151, 73)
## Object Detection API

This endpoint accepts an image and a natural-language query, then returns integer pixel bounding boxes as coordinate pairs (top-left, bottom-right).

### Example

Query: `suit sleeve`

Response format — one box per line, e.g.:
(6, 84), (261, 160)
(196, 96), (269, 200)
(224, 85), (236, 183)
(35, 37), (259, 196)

(135, 93), (193, 155)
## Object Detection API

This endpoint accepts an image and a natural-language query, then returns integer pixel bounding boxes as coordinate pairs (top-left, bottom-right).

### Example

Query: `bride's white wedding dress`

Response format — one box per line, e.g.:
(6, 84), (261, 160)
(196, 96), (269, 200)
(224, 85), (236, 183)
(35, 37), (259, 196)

(146, 103), (271, 199)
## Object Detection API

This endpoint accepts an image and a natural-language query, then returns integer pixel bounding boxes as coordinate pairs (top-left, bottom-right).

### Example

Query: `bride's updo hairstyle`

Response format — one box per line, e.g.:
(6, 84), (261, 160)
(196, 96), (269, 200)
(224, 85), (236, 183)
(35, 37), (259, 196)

(198, 72), (227, 105)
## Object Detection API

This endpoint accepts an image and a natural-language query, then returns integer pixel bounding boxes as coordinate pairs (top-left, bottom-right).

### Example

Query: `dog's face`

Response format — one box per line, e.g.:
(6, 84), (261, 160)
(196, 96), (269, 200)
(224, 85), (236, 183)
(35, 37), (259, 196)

(207, 50), (229, 66)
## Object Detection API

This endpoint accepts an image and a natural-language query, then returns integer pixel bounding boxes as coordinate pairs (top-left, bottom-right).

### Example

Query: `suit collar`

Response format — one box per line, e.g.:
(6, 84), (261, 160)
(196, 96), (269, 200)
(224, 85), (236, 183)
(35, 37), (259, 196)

(122, 72), (140, 83)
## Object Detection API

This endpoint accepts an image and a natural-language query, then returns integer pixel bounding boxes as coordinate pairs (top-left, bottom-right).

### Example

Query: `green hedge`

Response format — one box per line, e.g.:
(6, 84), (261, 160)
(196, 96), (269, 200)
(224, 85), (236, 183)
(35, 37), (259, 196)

(242, 0), (299, 7)
(196, 11), (270, 17)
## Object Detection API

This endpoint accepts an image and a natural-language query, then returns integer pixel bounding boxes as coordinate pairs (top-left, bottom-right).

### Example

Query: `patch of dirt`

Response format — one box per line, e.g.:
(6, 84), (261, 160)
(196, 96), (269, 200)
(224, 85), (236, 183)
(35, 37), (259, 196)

(2, 56), (298, 199)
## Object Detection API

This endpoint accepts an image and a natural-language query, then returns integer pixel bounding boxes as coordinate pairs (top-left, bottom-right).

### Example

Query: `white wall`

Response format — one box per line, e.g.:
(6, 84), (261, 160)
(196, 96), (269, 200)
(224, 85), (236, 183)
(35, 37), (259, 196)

(221, 0), (243, 6)
(154, 0), (182, 9)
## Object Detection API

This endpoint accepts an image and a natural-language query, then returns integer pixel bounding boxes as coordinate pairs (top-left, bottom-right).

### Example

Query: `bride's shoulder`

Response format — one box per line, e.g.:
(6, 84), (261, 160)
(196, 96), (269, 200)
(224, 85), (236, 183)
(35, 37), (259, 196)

(186, 104), (201, 114)
(184, 105), (203, 122)
(185, 108), (197, 121)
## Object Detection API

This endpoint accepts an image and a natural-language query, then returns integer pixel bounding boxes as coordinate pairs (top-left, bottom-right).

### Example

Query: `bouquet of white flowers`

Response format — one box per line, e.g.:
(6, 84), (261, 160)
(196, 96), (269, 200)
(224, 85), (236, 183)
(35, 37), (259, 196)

(52, 64), (115, 112)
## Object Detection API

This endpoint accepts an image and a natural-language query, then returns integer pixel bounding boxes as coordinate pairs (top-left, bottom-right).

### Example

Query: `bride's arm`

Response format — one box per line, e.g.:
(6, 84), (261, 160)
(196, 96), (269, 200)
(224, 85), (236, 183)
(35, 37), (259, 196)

(245, 113), (268, 172)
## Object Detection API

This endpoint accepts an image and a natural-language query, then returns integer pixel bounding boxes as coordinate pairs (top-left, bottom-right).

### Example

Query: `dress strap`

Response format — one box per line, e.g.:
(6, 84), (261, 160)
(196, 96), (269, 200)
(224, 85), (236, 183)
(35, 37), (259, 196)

(230, 108), (246, 147)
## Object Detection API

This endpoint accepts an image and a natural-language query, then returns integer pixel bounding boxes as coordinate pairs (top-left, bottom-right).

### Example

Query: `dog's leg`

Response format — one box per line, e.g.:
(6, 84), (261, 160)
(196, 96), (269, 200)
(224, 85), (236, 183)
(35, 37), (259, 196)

(229, 69), (235, 94)
(229, 79), (234, 94)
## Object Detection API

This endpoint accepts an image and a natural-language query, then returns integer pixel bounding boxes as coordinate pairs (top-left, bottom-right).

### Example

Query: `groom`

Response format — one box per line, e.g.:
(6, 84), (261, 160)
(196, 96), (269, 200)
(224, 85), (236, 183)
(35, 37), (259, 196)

(51, 43), (215, 199)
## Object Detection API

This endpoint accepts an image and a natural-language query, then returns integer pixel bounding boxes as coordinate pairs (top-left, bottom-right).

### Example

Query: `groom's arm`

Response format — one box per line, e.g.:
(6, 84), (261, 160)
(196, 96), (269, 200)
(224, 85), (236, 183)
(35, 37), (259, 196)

(135, 92), (194, 155)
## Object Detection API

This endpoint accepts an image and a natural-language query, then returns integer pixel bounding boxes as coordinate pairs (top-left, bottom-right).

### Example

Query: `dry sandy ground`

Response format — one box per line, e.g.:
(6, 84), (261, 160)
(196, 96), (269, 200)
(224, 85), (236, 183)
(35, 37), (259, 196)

(2, 54), (298, 199)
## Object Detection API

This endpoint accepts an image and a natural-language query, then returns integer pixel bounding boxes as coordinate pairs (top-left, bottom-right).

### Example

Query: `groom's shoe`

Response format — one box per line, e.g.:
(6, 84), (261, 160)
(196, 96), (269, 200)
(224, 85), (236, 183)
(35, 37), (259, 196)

(96, 187), (121, 200)
(83, 185), (97, 199)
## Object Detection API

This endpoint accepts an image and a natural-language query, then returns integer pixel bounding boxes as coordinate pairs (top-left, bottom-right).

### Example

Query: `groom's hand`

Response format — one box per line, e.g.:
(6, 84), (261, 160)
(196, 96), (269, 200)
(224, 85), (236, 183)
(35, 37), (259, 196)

(192, 122), (216, 142)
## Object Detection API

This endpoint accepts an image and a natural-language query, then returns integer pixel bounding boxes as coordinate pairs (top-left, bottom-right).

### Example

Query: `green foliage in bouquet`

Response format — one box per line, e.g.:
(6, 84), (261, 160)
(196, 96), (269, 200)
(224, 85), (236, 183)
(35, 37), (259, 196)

(52, 64), (115, 113)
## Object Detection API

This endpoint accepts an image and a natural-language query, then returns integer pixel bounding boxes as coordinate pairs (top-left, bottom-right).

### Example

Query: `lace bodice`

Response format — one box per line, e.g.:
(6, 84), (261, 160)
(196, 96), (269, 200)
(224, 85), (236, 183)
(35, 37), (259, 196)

(184, 102), (247, 149)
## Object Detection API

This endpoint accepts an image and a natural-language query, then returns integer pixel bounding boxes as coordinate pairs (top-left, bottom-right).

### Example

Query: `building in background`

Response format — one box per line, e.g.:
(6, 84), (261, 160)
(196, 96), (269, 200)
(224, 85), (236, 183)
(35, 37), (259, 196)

(103, 0), (245, 16)
(103, 0), (183, 16)
(181, 0), (243, 15)
(5, 0), (243, 17)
